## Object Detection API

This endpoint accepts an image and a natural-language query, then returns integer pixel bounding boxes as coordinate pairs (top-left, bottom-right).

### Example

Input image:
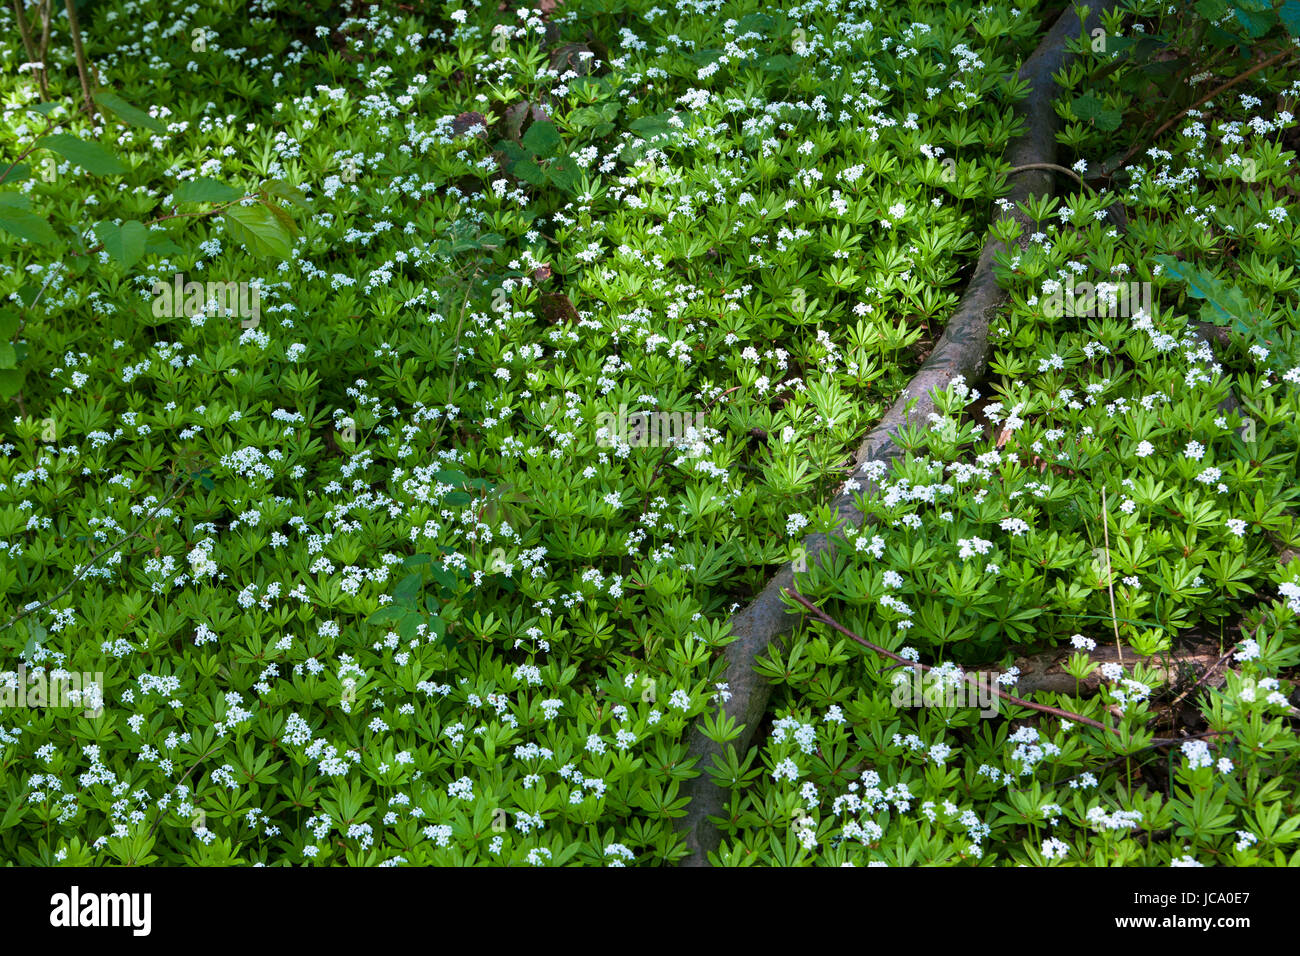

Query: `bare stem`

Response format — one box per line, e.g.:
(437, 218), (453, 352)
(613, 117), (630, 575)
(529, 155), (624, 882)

(63, 0), (94, 118)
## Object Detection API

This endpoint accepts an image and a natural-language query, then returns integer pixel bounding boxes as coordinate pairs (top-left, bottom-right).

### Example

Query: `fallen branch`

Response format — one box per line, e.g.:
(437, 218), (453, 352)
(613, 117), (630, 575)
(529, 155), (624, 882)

(786, 589), (1232, 749)
(787, 589), (1117, 736)
(674, 4), (1111, 866)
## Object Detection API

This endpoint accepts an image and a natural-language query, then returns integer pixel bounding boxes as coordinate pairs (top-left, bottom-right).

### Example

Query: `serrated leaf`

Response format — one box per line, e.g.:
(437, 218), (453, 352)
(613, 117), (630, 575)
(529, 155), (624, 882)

(93, 92), (167, 133)
(396, 611), (422, 640)
(431, 566), (460, 596)
(0, 368), (24, 398)
(0, 208), (58, 246)
(1281, 0), (1300, 36)
(145, 231), (183, 256)
(393, 572), (423, 604)
(735, 12), (775, 35)
(221, 202), (294, 260)
(35, 134), (127, 176)
(549, 156), (580, 193)
(1235, 5), (1276, 37)
(93, 220), (148, 269)
(259, 198), (299, 238)
(265, 179), (313, 212)
(366, 605), (406, 626)
(760, 54), (797, 73)
(1156, 254), (1254, 326)
(174, 177), (244, 204)
(0, 162), (31, 185)
(522, 120), (561, 157)
(513, 159), (545, 186)
(1071, 92), (1103, 121)
(0, 192), (30, 211)
(1093, 109), (1122, 132)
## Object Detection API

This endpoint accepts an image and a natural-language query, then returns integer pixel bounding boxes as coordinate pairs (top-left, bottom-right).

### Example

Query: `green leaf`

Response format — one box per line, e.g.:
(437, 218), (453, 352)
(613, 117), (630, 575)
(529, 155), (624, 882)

(0, 208), (58, 246)
(1281, 0), (1300, 36)
(393, 572), (423, 604)
(145, 231), (183, 256)
(735, 12), (775, 35)
(366, 605), (405, 626)
(174, 177), (244, 204)
(93, 92), (167, 133)
(265, 179), (313, 212)
(15, 283), (40, 308)
(686, 48), (723, 68)
(35, 134), (128, 176)
(0, 310), (19, 339)
(515, 159), (546, 186)
(548, 156), (580, 193)
(0, 368), (24, 398)
(522, 120), (561, 157)
(93, 220), (148, 269)
(0, 792), (26, 831)
(396, 611), (423, 640)
(568, 102), (619, 134)
(759, 54), (797, 73)
(1234, 5), (1276, 37)
(628, 114), (672, 139)
(0, 342), (15, 368)
(259, 198), (299, 238)
(431, 566), (460, 596)
(221, 202), (294, 260)
(1155, 254), (1254, 325)
(0, 192), (31, 211)
(0, 164), (31, 185)
(1071, 93), (1122, 131)
(430, 614), (451, 648)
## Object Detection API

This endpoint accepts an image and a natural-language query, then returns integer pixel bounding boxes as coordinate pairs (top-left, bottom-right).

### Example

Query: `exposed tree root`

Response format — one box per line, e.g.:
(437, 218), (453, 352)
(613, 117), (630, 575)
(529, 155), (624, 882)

(787, 588), (1238, 744)
(674, 5), (1108, 866)
(1006, 634), (1228, 699)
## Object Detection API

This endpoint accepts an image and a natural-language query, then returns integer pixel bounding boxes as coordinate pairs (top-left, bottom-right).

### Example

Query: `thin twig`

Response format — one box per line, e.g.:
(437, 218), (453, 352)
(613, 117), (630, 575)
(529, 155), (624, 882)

(71, 199), (249, 257)
(0, 112), (54, 185)
(785, 588), (1215, 747)
(1166, 618), (1260, 711)
(1006, 162), (1091, 192)
(1111, 48), (1296, 174)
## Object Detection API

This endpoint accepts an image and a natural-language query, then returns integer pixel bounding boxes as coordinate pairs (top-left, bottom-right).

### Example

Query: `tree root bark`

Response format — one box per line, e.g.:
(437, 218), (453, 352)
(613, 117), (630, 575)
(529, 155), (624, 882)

(1006, 635), (1229, 698)
(674, 5), (1108, 866)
